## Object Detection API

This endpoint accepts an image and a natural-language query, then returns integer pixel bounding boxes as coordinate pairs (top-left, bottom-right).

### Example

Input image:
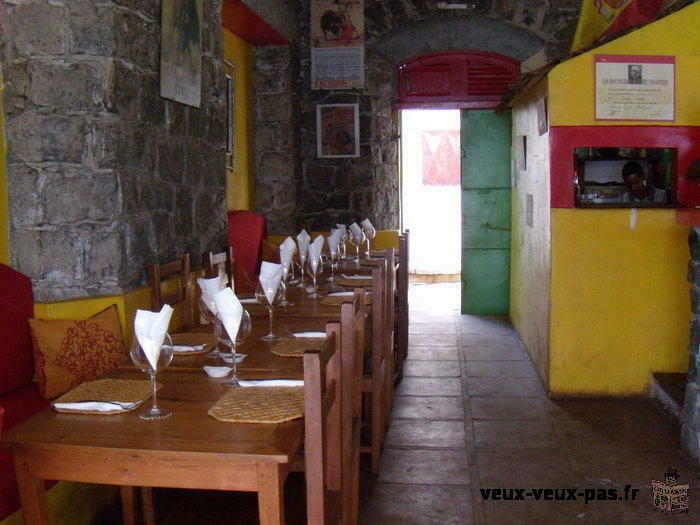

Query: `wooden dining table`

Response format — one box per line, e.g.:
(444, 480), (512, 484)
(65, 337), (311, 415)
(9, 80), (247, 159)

(0, 326), (321, 524)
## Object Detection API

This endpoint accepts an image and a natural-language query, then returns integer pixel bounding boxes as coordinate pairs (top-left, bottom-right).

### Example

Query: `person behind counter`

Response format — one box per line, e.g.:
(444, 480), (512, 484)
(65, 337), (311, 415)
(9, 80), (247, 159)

(618, 160), (667, 204)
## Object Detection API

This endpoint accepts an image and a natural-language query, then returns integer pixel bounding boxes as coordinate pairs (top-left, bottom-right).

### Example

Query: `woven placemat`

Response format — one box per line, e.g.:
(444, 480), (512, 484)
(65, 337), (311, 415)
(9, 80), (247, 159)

(320, 293), (372, 306)
(52, 379), (160, 415)
(338, 276), (374, 288)
(208, 387), (304, 423)
(170, 333), (215, 355)
(271, 336), (325, 357)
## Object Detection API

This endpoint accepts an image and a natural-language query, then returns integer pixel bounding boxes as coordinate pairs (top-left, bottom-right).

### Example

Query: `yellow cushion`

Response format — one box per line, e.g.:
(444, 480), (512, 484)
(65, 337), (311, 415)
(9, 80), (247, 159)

(29, 305), (126, 399)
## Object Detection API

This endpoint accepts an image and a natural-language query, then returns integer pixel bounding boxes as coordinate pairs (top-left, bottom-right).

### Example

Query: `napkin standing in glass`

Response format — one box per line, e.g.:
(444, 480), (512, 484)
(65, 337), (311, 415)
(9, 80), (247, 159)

(296, 229), (311, 287)
(361, 218), (376, 258)
(336, 224), (349, 260)
(307, 235), (325, 299)
(132, 305), (174, 420)
(256, 262), (285, 341)
(349, 222), (366, 264)
(279, 236), (297, 305)
(197, 275), (224, 359)
(212, 288), (250, 386)
(327, 228), (342, 282)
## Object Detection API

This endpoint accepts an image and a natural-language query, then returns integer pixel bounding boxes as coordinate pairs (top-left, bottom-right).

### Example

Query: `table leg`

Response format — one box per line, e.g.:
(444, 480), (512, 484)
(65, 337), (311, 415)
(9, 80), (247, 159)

(257, 462), (285, 525)
(120, 486), (137, 525)
(13, 454), (48, 525)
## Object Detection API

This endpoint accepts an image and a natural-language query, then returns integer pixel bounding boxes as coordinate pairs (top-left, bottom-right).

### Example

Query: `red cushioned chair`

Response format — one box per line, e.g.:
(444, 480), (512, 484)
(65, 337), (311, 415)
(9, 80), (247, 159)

(0, 263), (53, 521)
(227, 210), (267, 288)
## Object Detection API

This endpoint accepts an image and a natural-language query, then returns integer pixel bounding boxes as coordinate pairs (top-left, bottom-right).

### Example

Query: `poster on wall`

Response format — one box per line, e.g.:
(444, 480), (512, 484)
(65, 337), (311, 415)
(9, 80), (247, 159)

(317, 104), (360, 158)
(311, 0), (364, 90)
(160, 0), (203, 107)
(595, 54), (675, 121)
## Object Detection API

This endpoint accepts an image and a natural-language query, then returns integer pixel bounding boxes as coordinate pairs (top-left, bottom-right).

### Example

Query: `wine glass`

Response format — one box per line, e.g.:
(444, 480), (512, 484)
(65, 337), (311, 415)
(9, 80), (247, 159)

(327, 248), (338, 281)
(350, 231), (366, 265)
(129, 334), (174, 420)
(339, 229), (349, 260)
(280, 262), (295, 306)
(363, 225), (376, 258)
(200, 296), (223, 360)
(216, 311), (252, 387)
(307, 256), (324, 299)
(255, 282), (284, 341)
(295, 251), (307, 288)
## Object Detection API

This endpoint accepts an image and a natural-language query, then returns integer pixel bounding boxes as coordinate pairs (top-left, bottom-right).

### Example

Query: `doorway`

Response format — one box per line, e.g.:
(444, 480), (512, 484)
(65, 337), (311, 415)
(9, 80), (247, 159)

(400, 109), (461, 281)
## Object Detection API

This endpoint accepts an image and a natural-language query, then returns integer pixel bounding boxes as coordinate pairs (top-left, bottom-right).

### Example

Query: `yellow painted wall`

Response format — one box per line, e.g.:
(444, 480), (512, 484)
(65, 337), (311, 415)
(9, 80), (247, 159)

(550, 209), (689, 395)
(545, 5), (699, 396)
(0, 68), (9, 265)
(223, 29), (254, 211)
(549, 3), (700, 127)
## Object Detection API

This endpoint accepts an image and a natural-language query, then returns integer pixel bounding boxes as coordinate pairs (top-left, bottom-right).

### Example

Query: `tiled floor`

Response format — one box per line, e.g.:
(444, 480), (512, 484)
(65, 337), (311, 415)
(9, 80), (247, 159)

(361, 282), (700, 524)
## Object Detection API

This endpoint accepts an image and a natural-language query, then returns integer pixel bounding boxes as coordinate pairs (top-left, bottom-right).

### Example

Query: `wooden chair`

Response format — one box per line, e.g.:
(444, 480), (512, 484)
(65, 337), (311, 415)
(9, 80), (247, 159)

(148, 253), (192, 328)
(339, 292), (369, 525)
(395, 231), (410, 383)
(202, 247), (234, 288)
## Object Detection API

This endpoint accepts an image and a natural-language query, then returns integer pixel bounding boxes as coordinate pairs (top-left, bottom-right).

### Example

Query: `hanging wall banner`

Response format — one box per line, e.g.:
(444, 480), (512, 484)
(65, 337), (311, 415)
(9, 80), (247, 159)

(595, 54), (675, 121)
(311, 0), (364, 90)
(570, 0), (664, 53)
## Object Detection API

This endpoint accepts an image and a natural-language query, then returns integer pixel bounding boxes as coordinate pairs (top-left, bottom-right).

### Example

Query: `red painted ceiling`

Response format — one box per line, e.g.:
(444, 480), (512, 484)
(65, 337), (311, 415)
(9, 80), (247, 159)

(222, 0), (289, 46)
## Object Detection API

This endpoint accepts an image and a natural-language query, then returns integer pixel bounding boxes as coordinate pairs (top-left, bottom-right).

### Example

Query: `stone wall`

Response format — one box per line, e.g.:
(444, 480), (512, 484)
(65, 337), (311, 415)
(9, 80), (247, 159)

(253, 45), (300, 235)
(682, 227), (700, 462)
(2, 0), (227, 301)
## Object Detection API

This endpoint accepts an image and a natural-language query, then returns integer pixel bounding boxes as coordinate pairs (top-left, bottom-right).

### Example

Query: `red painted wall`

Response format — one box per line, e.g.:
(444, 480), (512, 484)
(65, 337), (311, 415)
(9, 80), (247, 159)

(550, 125), (700, 208)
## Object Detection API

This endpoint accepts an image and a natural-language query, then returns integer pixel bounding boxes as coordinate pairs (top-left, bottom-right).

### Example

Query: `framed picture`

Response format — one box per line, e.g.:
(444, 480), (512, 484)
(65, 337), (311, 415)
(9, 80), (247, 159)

(316, 103), (360, 158)
(160, 0), (203, 107)
(224, 60), (236, 170)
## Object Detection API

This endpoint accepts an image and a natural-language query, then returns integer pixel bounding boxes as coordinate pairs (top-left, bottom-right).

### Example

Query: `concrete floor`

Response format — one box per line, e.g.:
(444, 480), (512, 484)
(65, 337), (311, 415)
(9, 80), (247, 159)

(360, 282), (700, 524)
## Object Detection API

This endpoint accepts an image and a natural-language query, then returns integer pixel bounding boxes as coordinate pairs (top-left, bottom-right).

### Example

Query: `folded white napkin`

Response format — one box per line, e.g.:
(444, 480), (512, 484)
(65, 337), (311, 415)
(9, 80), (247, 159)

(197, 275), (223, 315)
(293, 332), (326, 338)
(308, 235), (324, 273)
(213, 288), (243, 344)
(349, 222), (363, 240)
(52, 401), (136, 412)
(341, 274), (372, 279)
(171, 345), (206, 354)
(361, 219), (376, 238)
(279, 236), (296, 271)
(134, 305), (174, 371)
(297, 229), (311, 259)
(328, 228), (342, 255)
(259, 261), (284, 304)
(238, 380), (304, 387)
(336, 224), (348, 239)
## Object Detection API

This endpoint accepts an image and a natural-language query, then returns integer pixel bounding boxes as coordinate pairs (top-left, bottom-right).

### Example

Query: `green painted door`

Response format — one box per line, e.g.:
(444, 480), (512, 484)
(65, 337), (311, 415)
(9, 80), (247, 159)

(461, 110), (511, 314)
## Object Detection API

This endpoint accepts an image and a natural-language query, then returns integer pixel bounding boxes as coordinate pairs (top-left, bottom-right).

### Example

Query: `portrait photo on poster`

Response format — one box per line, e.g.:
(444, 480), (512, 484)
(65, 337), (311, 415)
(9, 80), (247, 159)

(317, 103), (360, 158)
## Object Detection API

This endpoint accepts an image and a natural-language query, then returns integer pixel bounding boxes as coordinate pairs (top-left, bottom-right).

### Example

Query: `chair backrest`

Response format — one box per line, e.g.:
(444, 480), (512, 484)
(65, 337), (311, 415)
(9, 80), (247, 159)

(339, 291), (369, 525)
(227, 210), (267, 281)
(148, 254), (192, 327)
(202, 248), (234, 289)
(304, 324), (342, 524)
(0, 263), (35, 395)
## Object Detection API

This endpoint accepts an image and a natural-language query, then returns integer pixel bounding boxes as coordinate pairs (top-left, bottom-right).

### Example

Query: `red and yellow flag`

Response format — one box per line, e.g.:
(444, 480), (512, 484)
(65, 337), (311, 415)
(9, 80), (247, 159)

(571, 0), (665, 53)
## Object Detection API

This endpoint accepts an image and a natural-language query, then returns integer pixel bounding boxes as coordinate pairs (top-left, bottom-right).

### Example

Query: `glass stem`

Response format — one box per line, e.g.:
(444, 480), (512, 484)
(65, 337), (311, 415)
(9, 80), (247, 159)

(268, 306), (274, 337)
(231, 343), (238, 379)
(313, 276), (317, 295)
(150, 371), (159, 412)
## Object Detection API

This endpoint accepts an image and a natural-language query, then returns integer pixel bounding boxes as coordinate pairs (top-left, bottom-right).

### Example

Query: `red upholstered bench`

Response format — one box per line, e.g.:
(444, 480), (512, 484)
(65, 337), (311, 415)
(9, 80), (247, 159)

(0, 263), (52, 521)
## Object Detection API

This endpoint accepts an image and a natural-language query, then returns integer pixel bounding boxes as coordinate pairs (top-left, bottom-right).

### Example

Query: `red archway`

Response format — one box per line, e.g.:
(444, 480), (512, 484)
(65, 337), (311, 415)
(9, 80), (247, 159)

(396, 51), (520, 109)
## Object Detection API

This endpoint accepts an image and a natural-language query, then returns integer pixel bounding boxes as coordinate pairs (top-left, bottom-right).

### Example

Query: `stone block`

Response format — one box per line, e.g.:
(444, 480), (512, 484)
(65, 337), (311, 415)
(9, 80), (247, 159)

(680, 423), (700, 463)
(29, 58), (107, 111)
(174, 192), (194, 237)
(44, 169), (120, 225)
(111, 0), (159, 21)
(259, 152), (295, 181)
(67, 0), (115, 56)
(681, 383), (700, 431)
(158, 139), (187, 183)
(113, 9), (159, 70)
(255, 46), (291, 70)
(109, 60), (146, 120)
(255, 69), (292, 95)
(273, 182), (297, 210)
(8, 164), (44, 228)
(7, 1), (67, 56)
(256, 94), (293, 123)
(7, 114), (86, 163)
(85, 232), (123, 286)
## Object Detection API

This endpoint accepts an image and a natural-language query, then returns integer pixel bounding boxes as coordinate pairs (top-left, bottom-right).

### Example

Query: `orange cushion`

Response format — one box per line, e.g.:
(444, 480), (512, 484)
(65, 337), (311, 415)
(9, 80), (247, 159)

(29, 305), (126, 399)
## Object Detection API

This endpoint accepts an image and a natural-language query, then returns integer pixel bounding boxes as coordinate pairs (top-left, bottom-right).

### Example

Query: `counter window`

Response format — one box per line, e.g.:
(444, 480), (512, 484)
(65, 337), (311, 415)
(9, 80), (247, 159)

(574, 148), (676, 207)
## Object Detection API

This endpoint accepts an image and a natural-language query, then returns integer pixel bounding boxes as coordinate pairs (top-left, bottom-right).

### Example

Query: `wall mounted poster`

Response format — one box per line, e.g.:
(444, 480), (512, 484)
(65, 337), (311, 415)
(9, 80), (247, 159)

(317, 104), (360, 158)
(595, 54), (674, 121)
(161, 0), (203, 107)
(311, 0), (364, 89)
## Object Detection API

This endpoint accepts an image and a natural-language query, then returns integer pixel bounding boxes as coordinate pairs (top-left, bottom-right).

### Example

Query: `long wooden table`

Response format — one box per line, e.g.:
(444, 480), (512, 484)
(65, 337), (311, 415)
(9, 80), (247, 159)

(1, 365), (305, 524)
